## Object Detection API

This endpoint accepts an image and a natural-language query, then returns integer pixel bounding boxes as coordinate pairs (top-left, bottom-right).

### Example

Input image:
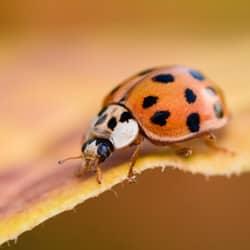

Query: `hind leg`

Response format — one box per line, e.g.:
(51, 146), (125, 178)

(202, 132), (235, 155)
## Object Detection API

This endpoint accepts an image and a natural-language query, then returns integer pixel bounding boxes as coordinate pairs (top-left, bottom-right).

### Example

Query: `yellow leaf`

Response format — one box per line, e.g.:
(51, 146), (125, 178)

(1, 107), (250, 245)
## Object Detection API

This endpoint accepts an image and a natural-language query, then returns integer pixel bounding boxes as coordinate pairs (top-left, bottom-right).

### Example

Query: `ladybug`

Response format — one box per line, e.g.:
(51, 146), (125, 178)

(59, 65), (231, 184)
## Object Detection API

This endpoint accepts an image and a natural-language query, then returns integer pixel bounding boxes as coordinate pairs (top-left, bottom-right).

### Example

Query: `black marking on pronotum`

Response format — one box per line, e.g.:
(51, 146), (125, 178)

(95, 114), (108, 126)
(152, 74), (174, 83)
(97, 106), (108, 117)
(143, 96), (158, 108)
(189, 69), (205, 81)
(108, 117), (117, 130)
(186, 113), (200, 132)
(150, 111), (171, 126)
(205, 86), (217, 96)
(214, 101), (224, 118)
(120, 111), (133, 122)
(185, 88), (197, 104)
(137, 68), (155, 76)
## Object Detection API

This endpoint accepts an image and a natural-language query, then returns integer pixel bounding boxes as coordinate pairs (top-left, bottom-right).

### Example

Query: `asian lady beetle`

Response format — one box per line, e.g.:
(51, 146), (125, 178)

(59, 65), (231, 184)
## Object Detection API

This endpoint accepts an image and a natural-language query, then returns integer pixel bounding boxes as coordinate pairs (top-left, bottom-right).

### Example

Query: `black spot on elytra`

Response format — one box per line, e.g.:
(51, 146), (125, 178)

(189, 69), (205, 81)
(214, 101), (224, 118)
(185, 88), (197, 104)
(108, 117), (117, 130)
(186, 113), (200, 132)
(206, 86), (217, 96)
(95, 114), (107, 126)
(150, 111), (170, 126)
(143, 96), (158, 108)
(120, 111), (133, 122)
(152, 74), (174, 83)
(138, 68), (155, 76)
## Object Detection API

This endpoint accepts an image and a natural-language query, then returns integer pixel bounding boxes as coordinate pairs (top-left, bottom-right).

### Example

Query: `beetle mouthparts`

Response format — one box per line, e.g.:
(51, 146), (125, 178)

(84, 158), (100, 172)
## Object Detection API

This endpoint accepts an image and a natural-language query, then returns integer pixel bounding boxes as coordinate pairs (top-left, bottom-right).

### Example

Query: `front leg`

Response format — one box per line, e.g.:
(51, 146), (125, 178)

(76, 159), (103, 184)
(96, 165), (103, 184)
(127, 135), (144, 183)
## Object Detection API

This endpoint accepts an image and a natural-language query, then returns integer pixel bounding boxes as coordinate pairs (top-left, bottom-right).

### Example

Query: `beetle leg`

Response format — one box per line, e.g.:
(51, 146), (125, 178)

(127, 135), (144, 183)
(96, 165), (103, 184)
(172, 144), (193, 157)
(203, 132), (235, 155)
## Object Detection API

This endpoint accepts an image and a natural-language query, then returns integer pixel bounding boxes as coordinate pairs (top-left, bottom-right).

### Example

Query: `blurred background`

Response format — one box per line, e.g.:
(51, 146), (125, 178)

(1, 0), (250, 249)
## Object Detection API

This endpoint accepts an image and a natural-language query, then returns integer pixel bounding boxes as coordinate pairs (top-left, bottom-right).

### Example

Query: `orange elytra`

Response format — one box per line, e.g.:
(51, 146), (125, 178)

(59, 65), (230, 183)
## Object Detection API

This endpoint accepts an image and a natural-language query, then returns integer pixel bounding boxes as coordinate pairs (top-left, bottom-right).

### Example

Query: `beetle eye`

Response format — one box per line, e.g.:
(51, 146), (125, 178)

(97, 144), (111, 160)
(96, 139), (114, 161)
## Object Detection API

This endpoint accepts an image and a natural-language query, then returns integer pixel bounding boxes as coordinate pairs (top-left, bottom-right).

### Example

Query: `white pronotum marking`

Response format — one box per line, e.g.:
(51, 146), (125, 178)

(111, 119), (139, 149)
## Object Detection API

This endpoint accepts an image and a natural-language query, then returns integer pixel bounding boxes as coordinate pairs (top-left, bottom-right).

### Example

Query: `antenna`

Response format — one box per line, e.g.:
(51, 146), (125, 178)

(58, 155), (82, 165)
